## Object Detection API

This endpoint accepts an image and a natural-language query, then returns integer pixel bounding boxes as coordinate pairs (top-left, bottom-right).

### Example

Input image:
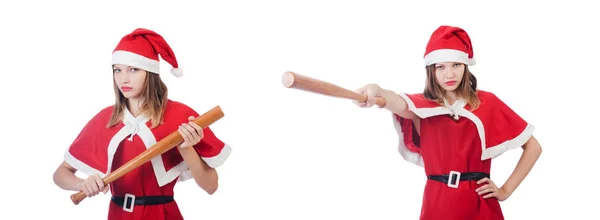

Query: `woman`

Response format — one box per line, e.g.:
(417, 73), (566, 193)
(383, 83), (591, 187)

(53, 28), (232, 220)
(355, 25), (542, 220)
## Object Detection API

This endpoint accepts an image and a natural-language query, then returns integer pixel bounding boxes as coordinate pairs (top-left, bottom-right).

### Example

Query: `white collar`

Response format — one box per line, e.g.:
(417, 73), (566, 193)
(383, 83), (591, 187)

(442, 98), (467, 120)
(123, 107), (149, 141)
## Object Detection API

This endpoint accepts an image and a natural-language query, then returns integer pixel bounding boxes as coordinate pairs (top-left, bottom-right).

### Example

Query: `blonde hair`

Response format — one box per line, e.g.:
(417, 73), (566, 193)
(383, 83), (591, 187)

(107, 70), (168, 129)
(423, 64), (480, 110)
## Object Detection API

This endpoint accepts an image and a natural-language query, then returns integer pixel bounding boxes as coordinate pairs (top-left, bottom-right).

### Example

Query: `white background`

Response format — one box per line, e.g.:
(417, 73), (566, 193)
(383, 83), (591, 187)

(0, 0), (598, 219)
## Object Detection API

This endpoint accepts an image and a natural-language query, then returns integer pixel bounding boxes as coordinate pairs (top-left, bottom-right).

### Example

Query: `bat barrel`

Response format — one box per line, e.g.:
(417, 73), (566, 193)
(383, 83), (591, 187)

(282, 71), (387, 108)
(282, 71), (296, 88)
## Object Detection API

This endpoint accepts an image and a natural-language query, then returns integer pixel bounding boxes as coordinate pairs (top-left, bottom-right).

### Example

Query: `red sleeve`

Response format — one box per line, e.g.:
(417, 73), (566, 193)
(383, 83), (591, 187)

(481, 92), (534, 159)
(397, 115), (421, 153)
(187, 109), (232, 168)
(392, 113), (423, 167)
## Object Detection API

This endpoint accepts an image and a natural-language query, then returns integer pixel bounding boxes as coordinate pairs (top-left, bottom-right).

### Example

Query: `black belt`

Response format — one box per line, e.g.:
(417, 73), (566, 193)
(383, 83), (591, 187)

(111, 195), (174, 207)
(427, 171), (489, 188)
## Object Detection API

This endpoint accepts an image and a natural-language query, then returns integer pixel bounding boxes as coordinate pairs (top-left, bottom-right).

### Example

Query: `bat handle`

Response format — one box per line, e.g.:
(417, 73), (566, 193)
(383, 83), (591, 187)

(71, 191), (87, 205)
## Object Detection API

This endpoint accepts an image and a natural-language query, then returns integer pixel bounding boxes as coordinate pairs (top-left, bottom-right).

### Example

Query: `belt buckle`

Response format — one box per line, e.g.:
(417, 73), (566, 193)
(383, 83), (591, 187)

(123, 193), (135, 213)
(447, 171), (460, 188)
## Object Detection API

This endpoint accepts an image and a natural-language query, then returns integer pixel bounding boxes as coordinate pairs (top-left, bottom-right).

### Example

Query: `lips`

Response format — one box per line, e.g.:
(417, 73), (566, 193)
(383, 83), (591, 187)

(445, 81), (456, 86)
(121, 86), (133, 91)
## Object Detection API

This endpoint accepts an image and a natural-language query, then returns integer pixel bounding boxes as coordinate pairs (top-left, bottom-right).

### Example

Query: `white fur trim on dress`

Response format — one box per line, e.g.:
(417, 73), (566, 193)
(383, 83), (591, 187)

(482, 124), (534, 160)
(175, 144), (232, 182)
(64, 150), (106, 178)
(201, 144), (232, 168)
(397, 93), (453, 119)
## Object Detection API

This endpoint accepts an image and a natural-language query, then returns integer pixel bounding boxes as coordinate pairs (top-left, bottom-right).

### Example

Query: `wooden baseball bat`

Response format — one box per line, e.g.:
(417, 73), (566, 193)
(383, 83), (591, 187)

(70, 105), (225, 205)
(281, 71), (386, 107)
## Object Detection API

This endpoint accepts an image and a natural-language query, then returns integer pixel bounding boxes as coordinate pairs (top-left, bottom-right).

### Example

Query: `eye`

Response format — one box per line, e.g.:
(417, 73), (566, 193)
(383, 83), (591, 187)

(436, 65), (444, 69)
(113, 68), (121, 73)
(453, 63), (462, 67)
(130, 67), (139, 72)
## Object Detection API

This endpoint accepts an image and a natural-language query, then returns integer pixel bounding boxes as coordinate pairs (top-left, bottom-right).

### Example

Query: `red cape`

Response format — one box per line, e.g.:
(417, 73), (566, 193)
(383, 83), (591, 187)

(64, 100), (231, 186)
(392, 90), (534, 167)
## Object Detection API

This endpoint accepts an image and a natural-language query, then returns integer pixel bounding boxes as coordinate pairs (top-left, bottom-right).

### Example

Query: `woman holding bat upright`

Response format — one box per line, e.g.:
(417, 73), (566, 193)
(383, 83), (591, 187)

(52, 28), (232, 220)
(354, 26), (542, 220)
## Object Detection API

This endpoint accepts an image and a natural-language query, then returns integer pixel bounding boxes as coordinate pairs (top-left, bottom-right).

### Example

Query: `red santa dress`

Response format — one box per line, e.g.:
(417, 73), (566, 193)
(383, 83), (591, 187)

(64, 100), (232, 220)
(392, 90), (534, 220)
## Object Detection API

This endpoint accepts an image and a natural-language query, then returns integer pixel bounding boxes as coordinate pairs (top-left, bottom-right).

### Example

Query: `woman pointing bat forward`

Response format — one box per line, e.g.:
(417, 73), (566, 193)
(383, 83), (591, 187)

(52, 28), (232, 220)
(354, 26), (542, 220)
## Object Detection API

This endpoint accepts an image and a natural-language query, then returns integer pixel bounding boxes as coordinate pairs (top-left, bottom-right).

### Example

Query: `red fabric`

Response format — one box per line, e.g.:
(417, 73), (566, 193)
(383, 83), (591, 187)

(155, 102), (227, 170)
(113, 28), (180, 69)
(67, 106), (118, 174)
(405, 93), (440, 108)
(396, 114), (420, 153)
(424, 25), (474, 59)
(195, 126), (226, 158)
(394, 90), (531, 220)
(478, 92), (529, 150)
(65, 100), (228, 220)
(107, 130), (183, 220)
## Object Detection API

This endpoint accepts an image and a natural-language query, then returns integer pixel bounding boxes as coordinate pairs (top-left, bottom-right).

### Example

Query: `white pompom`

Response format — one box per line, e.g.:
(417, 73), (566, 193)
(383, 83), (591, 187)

(468, 58), (476, 66)
(171, 68), (183, 77)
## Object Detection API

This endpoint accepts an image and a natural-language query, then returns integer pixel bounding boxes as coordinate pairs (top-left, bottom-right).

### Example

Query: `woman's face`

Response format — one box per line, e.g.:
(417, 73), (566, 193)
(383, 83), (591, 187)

(113, 64), (148, 99)
(434, 62), (465, 92)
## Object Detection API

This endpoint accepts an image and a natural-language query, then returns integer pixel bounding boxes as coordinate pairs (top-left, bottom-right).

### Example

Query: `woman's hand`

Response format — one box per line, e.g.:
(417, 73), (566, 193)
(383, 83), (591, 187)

(476, 177), (510, 201)
(78, 174), (108, 198)
(354, 84), (382, 108)
(178, 116), (204, 148)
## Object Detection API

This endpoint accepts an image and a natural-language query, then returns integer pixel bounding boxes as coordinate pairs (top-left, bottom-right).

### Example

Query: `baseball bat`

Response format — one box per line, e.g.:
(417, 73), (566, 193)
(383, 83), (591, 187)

(281, 71), (386, 107)
(70, 105), (225, 205)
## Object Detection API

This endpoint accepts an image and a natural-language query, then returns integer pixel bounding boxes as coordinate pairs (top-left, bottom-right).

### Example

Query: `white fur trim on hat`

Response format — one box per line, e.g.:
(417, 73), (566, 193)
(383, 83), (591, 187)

(112, 50), (160, 73)
(424, 49), (476, 67)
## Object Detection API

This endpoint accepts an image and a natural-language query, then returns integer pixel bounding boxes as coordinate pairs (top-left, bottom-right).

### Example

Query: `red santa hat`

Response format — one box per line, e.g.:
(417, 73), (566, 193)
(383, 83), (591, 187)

(111, 28), (183, 77)
(423, 25), (475, 67)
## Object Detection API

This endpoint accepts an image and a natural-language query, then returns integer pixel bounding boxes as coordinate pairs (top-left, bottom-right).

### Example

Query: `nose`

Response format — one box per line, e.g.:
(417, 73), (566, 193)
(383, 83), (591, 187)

(119, 72), (131, 84)
(445, 68), (456, 79)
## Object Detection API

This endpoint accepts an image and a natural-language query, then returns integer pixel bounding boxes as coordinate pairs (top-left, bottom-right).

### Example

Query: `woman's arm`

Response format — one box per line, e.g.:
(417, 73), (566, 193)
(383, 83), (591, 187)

(477, 135), (542, 200)
(363, 85), (420, 134)
(178, 117), (220, 195)
(53, 162), (83, 191)
(178, 147), (219, 195)
(377, 87), (419, 121)
(357, 84), (419, 120)
(500, 135), (543, 198)
(53, 161), (107, 197)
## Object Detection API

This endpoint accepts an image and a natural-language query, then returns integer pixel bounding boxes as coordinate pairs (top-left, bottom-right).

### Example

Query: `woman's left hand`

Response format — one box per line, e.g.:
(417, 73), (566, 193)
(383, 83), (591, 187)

(475, 177), (510, 201)
(178, 116), (204, 148)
